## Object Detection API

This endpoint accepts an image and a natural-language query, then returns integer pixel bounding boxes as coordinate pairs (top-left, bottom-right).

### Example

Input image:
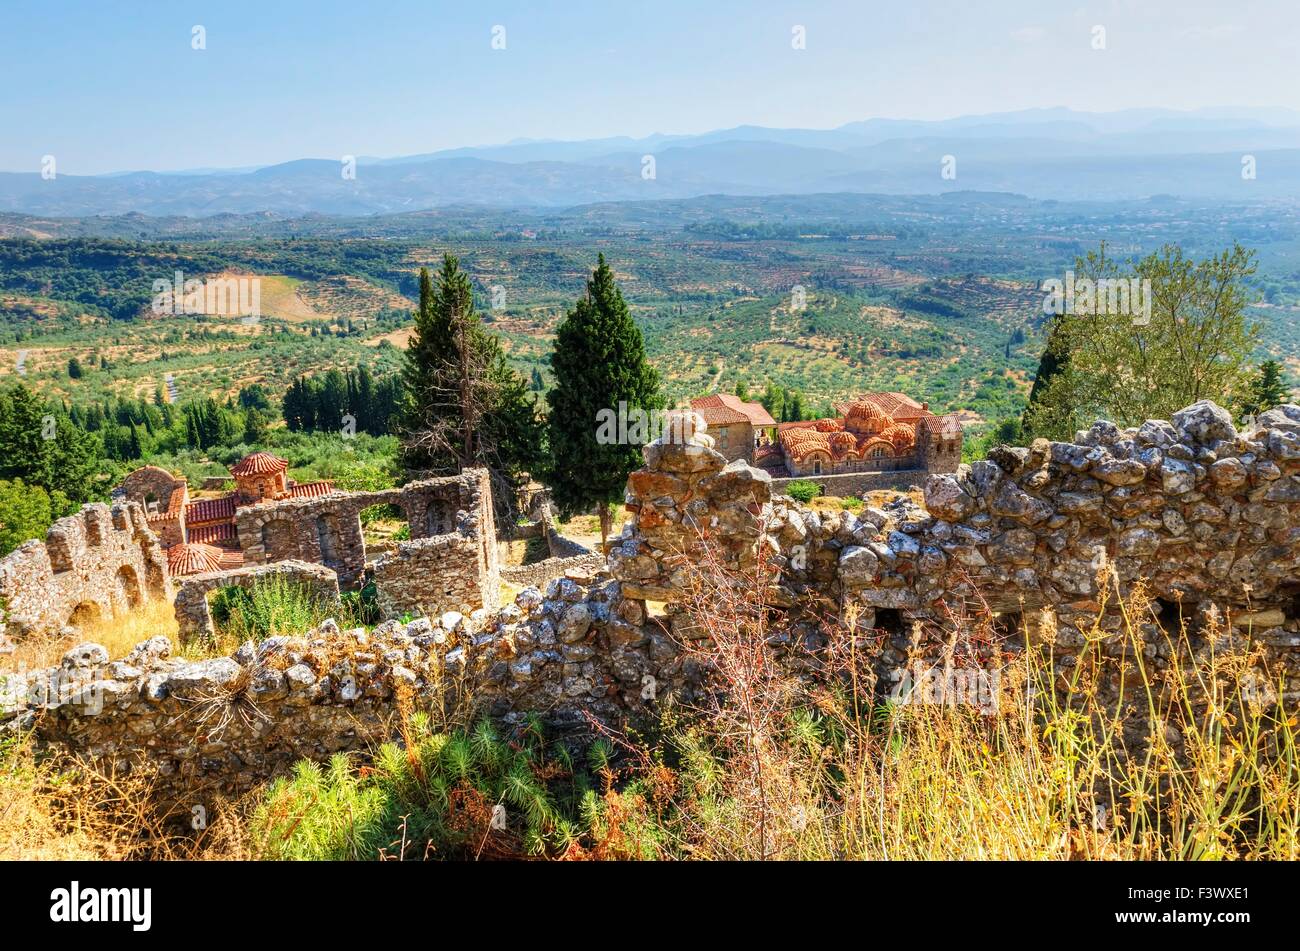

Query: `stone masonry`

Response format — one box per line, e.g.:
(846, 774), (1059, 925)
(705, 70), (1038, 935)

(10, 400), (1300, 801)
(173, 561), (342, 642)
(0, 502), (172, 638)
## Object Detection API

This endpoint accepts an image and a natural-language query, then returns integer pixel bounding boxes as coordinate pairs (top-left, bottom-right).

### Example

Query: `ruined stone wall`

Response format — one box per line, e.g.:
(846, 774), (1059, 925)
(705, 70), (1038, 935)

(14, 400), (1300, 801)
(500, 553), (606, 588)
(233, 468), (496, 590)
(369, 467), (498, 619)
(613, 400), (1300, 709)
(770, 468), (930, 497)
(0, 503), (172, 638)
(172, 561), (341, 642)
(2, 568), (656, 802)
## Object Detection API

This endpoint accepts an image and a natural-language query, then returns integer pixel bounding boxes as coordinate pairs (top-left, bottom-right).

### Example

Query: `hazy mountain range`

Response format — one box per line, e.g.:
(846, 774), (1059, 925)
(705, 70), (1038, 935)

(5, 107), (1300, 217)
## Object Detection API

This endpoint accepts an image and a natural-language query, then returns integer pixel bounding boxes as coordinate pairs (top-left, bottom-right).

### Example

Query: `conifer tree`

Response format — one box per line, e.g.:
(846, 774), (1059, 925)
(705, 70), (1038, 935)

(400, 256), (542, 513)
(546, 254), (663, 548)
(1239, 359), (1290, 420)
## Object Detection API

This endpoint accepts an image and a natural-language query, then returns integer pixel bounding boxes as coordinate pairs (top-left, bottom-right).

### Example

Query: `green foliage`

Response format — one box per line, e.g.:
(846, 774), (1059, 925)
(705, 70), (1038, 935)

(1026, 242), (1260, 436)
(283, 364), (402, 436)
(0, 479), (69, 556)
(546, 254), (664, 535)
(0, 384), (105, 504)
(1238, 359), (1291, 421)
(786, 480), (821, 503)
(966, 415), (1027, 462)
(250, 717), (609, 860)
(208, 575), (342, 642)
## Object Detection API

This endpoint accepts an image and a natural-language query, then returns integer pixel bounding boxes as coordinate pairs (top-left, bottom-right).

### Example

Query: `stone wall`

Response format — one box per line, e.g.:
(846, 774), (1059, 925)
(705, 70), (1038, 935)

(0, 503), (172, 637)
(500, 553), (606, 588)
(12, 399), (1300, 802)
(771, 468), (930, 497)
(172, 561), (341, 642)
(611, 399), (1300, 712)
(2, 568), (663, 802)
(233, 469), (496, 590)
(368, 467), (498, 619)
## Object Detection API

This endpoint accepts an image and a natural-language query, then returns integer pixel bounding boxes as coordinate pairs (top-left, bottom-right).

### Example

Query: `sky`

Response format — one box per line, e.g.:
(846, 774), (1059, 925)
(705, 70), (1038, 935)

(2, 0), (1298, 174)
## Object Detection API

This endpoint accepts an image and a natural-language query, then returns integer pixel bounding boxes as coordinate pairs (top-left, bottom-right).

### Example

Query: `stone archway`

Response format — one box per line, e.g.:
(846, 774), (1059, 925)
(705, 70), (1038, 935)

(67, 601), (101, 629)
(316, 513), (343, 568)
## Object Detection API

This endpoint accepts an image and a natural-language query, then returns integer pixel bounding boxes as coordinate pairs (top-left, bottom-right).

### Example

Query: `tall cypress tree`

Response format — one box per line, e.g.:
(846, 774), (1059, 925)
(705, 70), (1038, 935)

(546, 254), (663, 549)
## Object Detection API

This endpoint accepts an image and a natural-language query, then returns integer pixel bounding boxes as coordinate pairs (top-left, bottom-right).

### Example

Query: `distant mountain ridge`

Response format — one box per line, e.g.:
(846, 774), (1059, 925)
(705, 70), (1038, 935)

(5, 107), (1300, 217)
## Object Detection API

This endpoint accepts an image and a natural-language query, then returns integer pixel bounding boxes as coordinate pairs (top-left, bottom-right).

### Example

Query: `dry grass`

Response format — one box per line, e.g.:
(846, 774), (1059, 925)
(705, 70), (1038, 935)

(6, 598), (181, 671)
(627, 526), (1300, 860)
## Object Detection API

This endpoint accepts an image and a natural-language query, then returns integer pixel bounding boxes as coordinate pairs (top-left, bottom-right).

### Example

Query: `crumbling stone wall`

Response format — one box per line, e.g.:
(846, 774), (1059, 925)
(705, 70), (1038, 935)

(500, 553), (606, 589)
(2, 565), (674, 802)
(13, 400), (1300, 802)
(612, 400), (1300, 711)
(234, 469), (496, 590)
(172, 561), (341, 642)
(0, 503), (171, 637)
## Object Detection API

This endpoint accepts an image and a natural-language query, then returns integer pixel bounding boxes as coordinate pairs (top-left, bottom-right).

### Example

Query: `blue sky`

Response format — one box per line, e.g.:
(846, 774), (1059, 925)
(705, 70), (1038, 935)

(2, 0), (1297, 174)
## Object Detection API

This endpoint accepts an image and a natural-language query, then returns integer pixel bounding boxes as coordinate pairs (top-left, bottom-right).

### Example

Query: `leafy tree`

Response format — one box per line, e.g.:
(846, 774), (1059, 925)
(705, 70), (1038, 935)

(67, 357), (84, 379)
(1025, 242), (1259, 437)
(546, 254), (663, 548)
(0, 479), (67, 555)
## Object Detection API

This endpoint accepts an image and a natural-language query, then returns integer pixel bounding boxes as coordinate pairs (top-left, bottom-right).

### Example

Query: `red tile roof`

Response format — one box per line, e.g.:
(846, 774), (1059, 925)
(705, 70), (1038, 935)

(288, 480), (335, 500)
(833, 392), (928, 420)
(690, 394), (777, 428)
(230, 452), (289, 477)
(167, 543), (223, 576)
(185, 496), (236, 524)
(188, 521), (236, 545)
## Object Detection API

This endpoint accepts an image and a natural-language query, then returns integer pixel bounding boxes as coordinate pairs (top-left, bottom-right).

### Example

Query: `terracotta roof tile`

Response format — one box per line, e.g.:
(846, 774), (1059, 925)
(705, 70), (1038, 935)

(230, 452), (289, 477)
(185, 496), (236, 524)
(167, 543), (223, 576)
(288, 480), (335, 500)
(690, 394), (776, 428)
(188, 522), (236, 544)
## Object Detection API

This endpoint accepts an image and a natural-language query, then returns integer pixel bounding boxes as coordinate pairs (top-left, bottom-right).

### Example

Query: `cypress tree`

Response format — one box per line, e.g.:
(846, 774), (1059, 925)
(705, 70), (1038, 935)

(546, 254), (663, 548)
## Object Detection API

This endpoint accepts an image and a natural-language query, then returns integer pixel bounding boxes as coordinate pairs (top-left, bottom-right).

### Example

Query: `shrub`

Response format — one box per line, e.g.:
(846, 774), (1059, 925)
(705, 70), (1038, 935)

(248, 715), (658, 860)
(208, 575), (339, 642)
(785, 480), (821, 503)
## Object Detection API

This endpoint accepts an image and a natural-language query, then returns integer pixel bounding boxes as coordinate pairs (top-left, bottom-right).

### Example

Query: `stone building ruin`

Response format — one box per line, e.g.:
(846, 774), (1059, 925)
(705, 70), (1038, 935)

(0, 502), (171, 638)
(8, 399), (1300, 802)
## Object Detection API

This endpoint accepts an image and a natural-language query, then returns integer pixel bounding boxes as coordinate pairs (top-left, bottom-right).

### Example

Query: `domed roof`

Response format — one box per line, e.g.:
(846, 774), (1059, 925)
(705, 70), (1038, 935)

(813, 418), (844, 433)
(168, 543), (223, 576)
(828, 431), (857, 451)
(230, 452), (289, 477)
(845, 399), (888, 423)
(880, 422), (917, 450)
